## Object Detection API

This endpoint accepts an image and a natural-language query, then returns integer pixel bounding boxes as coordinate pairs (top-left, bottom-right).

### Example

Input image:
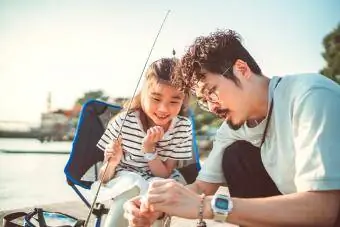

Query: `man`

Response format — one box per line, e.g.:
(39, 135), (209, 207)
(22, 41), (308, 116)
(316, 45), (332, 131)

(124, 29), (340, 227)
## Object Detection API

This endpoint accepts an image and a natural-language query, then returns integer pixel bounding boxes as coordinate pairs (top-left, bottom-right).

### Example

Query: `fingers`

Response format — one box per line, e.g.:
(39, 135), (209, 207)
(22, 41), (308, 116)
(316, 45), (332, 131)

(140, 196), (150, 213)
(124, 213), (151, 227)
(123, 196), (141, 219)
(145, 180), (201, 218)
(153, 126), (164, 141)
(146, 126), (164, 143)
(104, 143), (114, 161)
(124, 196), (152, 227)
(114, 137), (123, 154)
(104, 137), (123, 162)
(142, 179), (180, 208)
(146, 127), (156, 143)
(149, 179), (177, 188)
(116, 136), (123, 146)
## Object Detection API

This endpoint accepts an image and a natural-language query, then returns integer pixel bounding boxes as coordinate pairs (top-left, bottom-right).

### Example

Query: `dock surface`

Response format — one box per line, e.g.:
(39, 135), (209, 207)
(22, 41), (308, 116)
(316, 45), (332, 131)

(0, 200), (237, 227)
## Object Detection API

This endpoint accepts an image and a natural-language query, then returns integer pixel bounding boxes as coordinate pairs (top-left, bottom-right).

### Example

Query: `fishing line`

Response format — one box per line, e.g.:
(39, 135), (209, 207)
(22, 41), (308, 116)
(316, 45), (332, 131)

(84, 10), (171, 227)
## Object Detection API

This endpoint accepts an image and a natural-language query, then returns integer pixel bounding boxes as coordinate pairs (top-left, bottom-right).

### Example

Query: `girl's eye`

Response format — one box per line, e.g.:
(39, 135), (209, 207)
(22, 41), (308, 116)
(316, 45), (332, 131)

(170, 101), (180, 104)
(152, 97), (160, 102)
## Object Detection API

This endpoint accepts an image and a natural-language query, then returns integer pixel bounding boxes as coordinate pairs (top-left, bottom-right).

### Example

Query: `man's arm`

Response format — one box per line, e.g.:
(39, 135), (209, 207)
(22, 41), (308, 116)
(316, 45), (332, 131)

(188, 122), (238, 195)
(203, 190), (340, 227)
(186, 179), (223, 195)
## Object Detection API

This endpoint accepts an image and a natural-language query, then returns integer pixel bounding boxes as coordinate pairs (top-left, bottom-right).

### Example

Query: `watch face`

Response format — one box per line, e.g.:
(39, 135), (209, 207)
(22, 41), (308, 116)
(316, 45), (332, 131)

(215, 197), (229, 210)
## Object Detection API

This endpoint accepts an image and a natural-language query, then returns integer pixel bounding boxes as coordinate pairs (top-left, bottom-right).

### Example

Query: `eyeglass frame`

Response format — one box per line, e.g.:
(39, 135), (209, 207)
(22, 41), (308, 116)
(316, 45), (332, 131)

(193, 63), (234, 111)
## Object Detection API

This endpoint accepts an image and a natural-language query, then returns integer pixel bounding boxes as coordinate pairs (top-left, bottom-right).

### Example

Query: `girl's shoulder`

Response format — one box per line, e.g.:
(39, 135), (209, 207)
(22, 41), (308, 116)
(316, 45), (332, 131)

(169, 115), (192, 133)
(175, 115), (191, 127)
(176, 115), (190, 121)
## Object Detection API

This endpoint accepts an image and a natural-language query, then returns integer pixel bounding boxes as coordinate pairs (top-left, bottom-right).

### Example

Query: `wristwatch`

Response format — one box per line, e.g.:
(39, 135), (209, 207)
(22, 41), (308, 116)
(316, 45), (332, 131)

(144, 151), (158, 161)
(211, 186), (233, 222)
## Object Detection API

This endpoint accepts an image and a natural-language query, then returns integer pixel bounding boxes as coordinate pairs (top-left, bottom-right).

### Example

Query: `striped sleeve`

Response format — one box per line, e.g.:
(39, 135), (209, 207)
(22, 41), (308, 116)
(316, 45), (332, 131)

(96, 112), (124, 152)
(158, 117), (193, 160)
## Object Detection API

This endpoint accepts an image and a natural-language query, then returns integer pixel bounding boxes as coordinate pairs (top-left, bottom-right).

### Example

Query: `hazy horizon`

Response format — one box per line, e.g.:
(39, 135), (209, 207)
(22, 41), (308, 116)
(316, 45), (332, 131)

(1, 0), (339, 124)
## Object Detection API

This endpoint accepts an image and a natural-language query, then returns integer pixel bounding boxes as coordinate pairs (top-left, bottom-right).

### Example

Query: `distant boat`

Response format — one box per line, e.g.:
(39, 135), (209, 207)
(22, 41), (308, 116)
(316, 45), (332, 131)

(0, 149), (70, 154)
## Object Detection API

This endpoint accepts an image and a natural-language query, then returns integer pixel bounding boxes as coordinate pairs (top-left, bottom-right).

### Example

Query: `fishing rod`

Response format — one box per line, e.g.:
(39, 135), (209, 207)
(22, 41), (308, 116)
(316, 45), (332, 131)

(84, 10), (171, 227)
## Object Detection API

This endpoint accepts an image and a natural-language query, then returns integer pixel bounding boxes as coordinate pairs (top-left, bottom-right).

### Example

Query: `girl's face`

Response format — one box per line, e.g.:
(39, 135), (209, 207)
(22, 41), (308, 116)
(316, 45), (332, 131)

(141, 82), (185, 127)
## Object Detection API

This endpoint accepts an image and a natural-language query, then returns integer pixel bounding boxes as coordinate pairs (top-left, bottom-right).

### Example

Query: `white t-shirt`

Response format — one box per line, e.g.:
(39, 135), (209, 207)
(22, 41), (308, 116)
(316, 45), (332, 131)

(197, 74), (340, 194)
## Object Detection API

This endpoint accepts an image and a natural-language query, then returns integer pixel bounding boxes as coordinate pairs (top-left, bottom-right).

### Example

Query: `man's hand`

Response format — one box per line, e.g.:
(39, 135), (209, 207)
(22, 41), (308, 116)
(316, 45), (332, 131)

(124, 196), (163, 227)
(145, 179), (202, 219)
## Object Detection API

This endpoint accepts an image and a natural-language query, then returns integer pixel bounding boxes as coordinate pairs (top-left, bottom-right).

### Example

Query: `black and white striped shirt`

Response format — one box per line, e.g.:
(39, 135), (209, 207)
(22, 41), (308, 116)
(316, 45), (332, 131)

(97, 110), (193, 180)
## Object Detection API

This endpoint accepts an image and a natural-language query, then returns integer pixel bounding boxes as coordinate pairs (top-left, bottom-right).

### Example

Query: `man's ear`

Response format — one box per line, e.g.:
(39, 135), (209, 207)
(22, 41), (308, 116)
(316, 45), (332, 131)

(234, 59), (251, 79)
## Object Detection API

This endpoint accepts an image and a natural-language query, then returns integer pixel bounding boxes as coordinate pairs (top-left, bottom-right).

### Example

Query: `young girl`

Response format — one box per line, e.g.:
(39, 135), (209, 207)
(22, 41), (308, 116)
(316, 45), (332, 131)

(93, 58), (193, 227)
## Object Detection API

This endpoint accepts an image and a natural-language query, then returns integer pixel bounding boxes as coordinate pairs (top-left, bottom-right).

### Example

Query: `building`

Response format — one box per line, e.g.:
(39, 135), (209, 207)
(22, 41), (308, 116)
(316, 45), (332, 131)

(38, 104), (81, 142)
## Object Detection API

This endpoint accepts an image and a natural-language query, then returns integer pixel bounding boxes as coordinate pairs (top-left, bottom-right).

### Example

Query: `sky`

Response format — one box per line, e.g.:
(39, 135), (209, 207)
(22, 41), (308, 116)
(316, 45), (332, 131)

(0, 0), (339, 124)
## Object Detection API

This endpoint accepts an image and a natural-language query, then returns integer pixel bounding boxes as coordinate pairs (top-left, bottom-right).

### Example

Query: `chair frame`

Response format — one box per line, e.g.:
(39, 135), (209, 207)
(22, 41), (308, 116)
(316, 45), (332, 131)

(64, 99), (201, 227)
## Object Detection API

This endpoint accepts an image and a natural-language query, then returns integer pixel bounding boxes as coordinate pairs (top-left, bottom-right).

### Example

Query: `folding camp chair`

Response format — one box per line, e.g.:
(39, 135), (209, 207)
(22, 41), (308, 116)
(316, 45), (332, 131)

(64, 99), (201, 227)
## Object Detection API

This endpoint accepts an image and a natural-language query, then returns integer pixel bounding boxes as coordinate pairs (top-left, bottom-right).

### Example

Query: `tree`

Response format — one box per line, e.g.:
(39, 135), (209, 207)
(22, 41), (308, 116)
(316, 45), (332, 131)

(320, 23), (340, 84)
(75, 90), (109, 105)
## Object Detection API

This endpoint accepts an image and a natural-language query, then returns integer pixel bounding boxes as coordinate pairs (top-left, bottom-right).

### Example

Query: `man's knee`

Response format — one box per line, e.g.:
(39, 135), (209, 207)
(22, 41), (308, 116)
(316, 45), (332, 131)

(222, 140), (259, 173)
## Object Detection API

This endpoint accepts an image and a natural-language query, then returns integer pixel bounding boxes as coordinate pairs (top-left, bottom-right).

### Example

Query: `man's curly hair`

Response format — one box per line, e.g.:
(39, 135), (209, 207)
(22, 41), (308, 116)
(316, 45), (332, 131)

(172, 29), (262, 92)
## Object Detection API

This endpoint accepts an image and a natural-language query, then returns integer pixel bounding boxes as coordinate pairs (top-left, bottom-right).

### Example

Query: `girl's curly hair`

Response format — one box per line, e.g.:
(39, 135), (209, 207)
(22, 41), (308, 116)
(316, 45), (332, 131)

(172, 29), (262, 92)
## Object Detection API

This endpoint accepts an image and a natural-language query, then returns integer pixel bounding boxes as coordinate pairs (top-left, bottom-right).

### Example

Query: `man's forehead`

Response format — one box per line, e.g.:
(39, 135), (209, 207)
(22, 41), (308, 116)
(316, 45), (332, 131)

(193, 70), (222, 89)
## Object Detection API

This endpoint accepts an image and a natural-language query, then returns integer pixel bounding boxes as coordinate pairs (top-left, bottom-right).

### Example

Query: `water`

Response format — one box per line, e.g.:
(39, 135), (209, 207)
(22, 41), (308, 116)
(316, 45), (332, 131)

(0, 138), (208, 212)
(0, 138), (84, 211)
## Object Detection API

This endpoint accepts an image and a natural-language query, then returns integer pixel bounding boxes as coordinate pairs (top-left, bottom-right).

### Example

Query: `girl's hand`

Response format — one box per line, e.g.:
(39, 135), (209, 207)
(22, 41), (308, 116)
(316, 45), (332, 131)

(104, 137), (123, 166)
(142, 126), (164, 152)
(123, 196), (162, 227)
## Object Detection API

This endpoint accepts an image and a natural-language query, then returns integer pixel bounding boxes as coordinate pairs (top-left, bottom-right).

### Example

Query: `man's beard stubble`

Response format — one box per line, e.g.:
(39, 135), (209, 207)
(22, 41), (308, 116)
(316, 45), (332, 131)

(227, 120), (242, 130)
(214, 108), (242, 130)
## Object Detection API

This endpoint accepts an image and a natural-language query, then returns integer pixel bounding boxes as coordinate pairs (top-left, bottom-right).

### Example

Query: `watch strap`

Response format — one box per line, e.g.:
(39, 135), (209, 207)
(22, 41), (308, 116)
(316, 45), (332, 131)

(212, 186), (231, 222)
(216, 186), (230, 196)
(214, 213), (228, 222)
(144, 152), (158, 161)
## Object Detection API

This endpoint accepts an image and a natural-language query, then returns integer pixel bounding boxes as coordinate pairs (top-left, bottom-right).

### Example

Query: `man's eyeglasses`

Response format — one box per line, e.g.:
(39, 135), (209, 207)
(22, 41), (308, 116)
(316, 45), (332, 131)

(194, 64), (233, 111)
(195, 87), (219, 111)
